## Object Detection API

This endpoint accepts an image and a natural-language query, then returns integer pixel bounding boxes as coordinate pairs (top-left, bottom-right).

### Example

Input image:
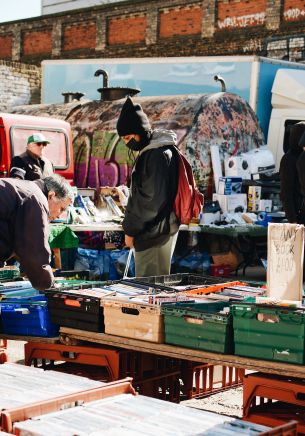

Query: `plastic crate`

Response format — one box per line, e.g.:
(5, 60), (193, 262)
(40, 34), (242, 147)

(54, 270), (90, 280)
(12, 392), (293, 436)
(0, 267), (19, 280)
(181, 363), (244, 399)
(162, 301), (233, 353)
(0, 281), (39, 299)
(46, 282), (151, 333)
(0, 298), (58, 337)
(127, 273), (239, 289)
(103, 299), (164, 343)
(181, 281), (246, 297)
(243, 372), (305, 434)
(46, 290), (103, 332)
(232, 303), (305, 364)
(1, 378), (135, 434)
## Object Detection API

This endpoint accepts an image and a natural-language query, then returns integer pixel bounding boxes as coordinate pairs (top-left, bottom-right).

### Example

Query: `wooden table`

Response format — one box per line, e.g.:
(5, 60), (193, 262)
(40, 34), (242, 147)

(60, 327), (305, 379)
(0, 334), (58, 343)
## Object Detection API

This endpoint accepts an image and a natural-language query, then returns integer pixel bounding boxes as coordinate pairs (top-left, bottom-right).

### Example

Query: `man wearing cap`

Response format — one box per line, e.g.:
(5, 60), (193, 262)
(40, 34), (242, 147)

(10, 133), (54, 181)
(116, 97), (179, 277)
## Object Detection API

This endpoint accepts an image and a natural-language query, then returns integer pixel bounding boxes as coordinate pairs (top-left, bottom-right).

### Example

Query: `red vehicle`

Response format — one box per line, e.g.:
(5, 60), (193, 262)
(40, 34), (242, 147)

(0, 113), (74, 183)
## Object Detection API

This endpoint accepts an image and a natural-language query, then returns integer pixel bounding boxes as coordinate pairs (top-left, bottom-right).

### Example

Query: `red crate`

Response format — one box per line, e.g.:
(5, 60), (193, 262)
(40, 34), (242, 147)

(25, 342), (245, 404)
(181, 362), (244, 399)
(1, 378), (135, 433)
(243, 372), (305, 434)
(25, 342), (183, 402)
(25, 342), (123, 380)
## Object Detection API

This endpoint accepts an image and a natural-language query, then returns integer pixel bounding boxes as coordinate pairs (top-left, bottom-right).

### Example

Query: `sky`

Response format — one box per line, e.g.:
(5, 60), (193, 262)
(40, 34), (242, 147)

(0, 0), (41, 23)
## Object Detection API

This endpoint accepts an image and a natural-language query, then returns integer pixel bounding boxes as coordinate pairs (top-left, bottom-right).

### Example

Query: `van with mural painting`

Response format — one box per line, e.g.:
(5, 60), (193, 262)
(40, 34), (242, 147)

(9, 57), (305, 194)
(0, 112), (74, 182)
(10, 92), (265, 196)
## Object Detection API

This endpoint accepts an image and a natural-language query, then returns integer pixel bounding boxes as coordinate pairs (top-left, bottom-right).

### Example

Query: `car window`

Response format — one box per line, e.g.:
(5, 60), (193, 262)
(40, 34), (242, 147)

(10, 128), (68, 169)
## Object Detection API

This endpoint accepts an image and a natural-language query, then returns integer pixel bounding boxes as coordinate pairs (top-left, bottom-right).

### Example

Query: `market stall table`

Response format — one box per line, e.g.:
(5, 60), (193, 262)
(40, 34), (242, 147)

(59, 327), (305, 379)
(50, 223), (268, 274)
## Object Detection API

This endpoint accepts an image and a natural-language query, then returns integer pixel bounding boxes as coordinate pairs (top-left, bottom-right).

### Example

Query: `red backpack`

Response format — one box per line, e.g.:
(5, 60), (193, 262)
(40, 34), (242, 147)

(173, 147), (204, 224)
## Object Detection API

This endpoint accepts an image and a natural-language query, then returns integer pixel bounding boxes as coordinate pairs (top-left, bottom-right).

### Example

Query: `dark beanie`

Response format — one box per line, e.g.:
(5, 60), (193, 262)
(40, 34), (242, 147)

(116, 97), (151, 136)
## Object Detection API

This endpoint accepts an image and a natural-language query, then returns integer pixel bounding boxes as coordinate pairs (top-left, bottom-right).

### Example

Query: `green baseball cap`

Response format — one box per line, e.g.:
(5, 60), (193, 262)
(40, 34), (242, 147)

(27, 133), (50, 145)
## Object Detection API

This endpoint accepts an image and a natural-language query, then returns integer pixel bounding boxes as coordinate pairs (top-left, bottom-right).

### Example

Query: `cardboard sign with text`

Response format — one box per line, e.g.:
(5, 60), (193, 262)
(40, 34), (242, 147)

(267, 223), (304, 301)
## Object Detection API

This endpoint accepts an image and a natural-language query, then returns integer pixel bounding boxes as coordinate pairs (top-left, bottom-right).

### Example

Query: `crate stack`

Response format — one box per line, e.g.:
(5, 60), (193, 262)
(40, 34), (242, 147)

(2, 270), (305, 431)
(0, 364), (294, 436)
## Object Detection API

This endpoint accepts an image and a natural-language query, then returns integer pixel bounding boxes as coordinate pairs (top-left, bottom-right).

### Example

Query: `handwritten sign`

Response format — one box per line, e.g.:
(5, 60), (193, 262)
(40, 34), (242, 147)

(267, 223), (304, 301)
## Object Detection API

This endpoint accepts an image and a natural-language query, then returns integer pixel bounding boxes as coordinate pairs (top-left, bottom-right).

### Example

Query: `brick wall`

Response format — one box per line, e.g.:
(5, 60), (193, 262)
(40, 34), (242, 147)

(1, 0), (305, 64)
(23, 30), (53, 56)
(217, 0), (267, 30)
(0, 35), (13, 59)
(283, 0), (305, 23)
(108, 15), (147, 45)
(0, 61), (41, 112)
(159, 5), (203, 38)
(63, 22), (97, 51)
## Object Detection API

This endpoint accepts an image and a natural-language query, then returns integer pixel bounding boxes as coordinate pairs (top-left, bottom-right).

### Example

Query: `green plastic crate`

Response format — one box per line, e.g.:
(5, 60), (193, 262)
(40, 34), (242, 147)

(232, 303), (305, 364)
(162, 302), (233, 354)
(0, 268), (20, 280)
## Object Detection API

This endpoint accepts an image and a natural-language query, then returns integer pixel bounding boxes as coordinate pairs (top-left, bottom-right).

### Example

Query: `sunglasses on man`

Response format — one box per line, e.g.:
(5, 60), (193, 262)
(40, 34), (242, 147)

(35, 142), (48, 147)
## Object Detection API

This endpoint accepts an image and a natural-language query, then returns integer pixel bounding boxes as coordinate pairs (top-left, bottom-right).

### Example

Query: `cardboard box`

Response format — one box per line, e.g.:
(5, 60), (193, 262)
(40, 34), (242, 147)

(200, 211), (221, 225)
(259, 199), (272, 212)
(218, 177), (242, 195)
(212, 251), (241, 270)
(267, 223), (304, 301)
(224, 155), (251, 179)
(248, 186), (261, 201)
(213, 193), (247, 213)
(248, 200), (260, 212)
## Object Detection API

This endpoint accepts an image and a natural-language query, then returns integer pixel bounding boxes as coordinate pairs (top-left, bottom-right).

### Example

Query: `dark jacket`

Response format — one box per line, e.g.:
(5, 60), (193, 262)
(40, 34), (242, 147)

(123, 129), (179, 251)
(10, 150), (54, 181)
(0, 178), (54, 290)
(280, 149), (303, 223)
(296, 151), (305, 223)
(280, 123), (305, 224)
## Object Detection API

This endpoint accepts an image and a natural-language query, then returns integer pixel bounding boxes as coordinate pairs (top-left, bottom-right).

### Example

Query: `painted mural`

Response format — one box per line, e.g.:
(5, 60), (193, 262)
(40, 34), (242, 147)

(12, 93), (264, 196)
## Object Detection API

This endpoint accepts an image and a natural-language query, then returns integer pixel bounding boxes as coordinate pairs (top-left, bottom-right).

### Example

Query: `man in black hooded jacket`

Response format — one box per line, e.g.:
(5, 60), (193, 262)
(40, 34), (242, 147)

(116, 97), (179, 277)
(280, 122), (305, 224)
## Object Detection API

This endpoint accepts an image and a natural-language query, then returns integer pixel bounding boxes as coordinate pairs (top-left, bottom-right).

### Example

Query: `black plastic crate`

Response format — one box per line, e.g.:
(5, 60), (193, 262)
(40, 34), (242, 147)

(46, 281), (156, 333)
(126, 273), (237, 291)
(46, 290), (103, 332)
(45, 282), (108, 332)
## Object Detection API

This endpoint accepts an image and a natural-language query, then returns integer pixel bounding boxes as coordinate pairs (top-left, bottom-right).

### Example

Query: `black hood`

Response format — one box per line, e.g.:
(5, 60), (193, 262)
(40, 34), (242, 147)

(289, 122), (305, 154)
(116, 97), (151, 137)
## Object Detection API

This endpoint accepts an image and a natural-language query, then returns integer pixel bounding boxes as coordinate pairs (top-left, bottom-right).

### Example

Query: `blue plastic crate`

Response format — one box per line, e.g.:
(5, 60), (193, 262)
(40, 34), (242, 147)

(0, 298), (59, 337)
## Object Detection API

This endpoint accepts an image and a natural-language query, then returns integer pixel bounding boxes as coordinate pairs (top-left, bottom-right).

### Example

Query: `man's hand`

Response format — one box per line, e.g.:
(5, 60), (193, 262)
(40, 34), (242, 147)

(125, 235), (134, 248)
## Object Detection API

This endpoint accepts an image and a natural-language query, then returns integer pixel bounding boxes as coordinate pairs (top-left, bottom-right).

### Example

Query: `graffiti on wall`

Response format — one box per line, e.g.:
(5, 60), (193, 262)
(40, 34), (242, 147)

(284, 8), (305, 21)
(242, 39), (263, 53)
(11, 94), (264, 196)
(66, 94), (264, 195)
(72, 129), (132, 188)
(218, 13), (265, 29)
